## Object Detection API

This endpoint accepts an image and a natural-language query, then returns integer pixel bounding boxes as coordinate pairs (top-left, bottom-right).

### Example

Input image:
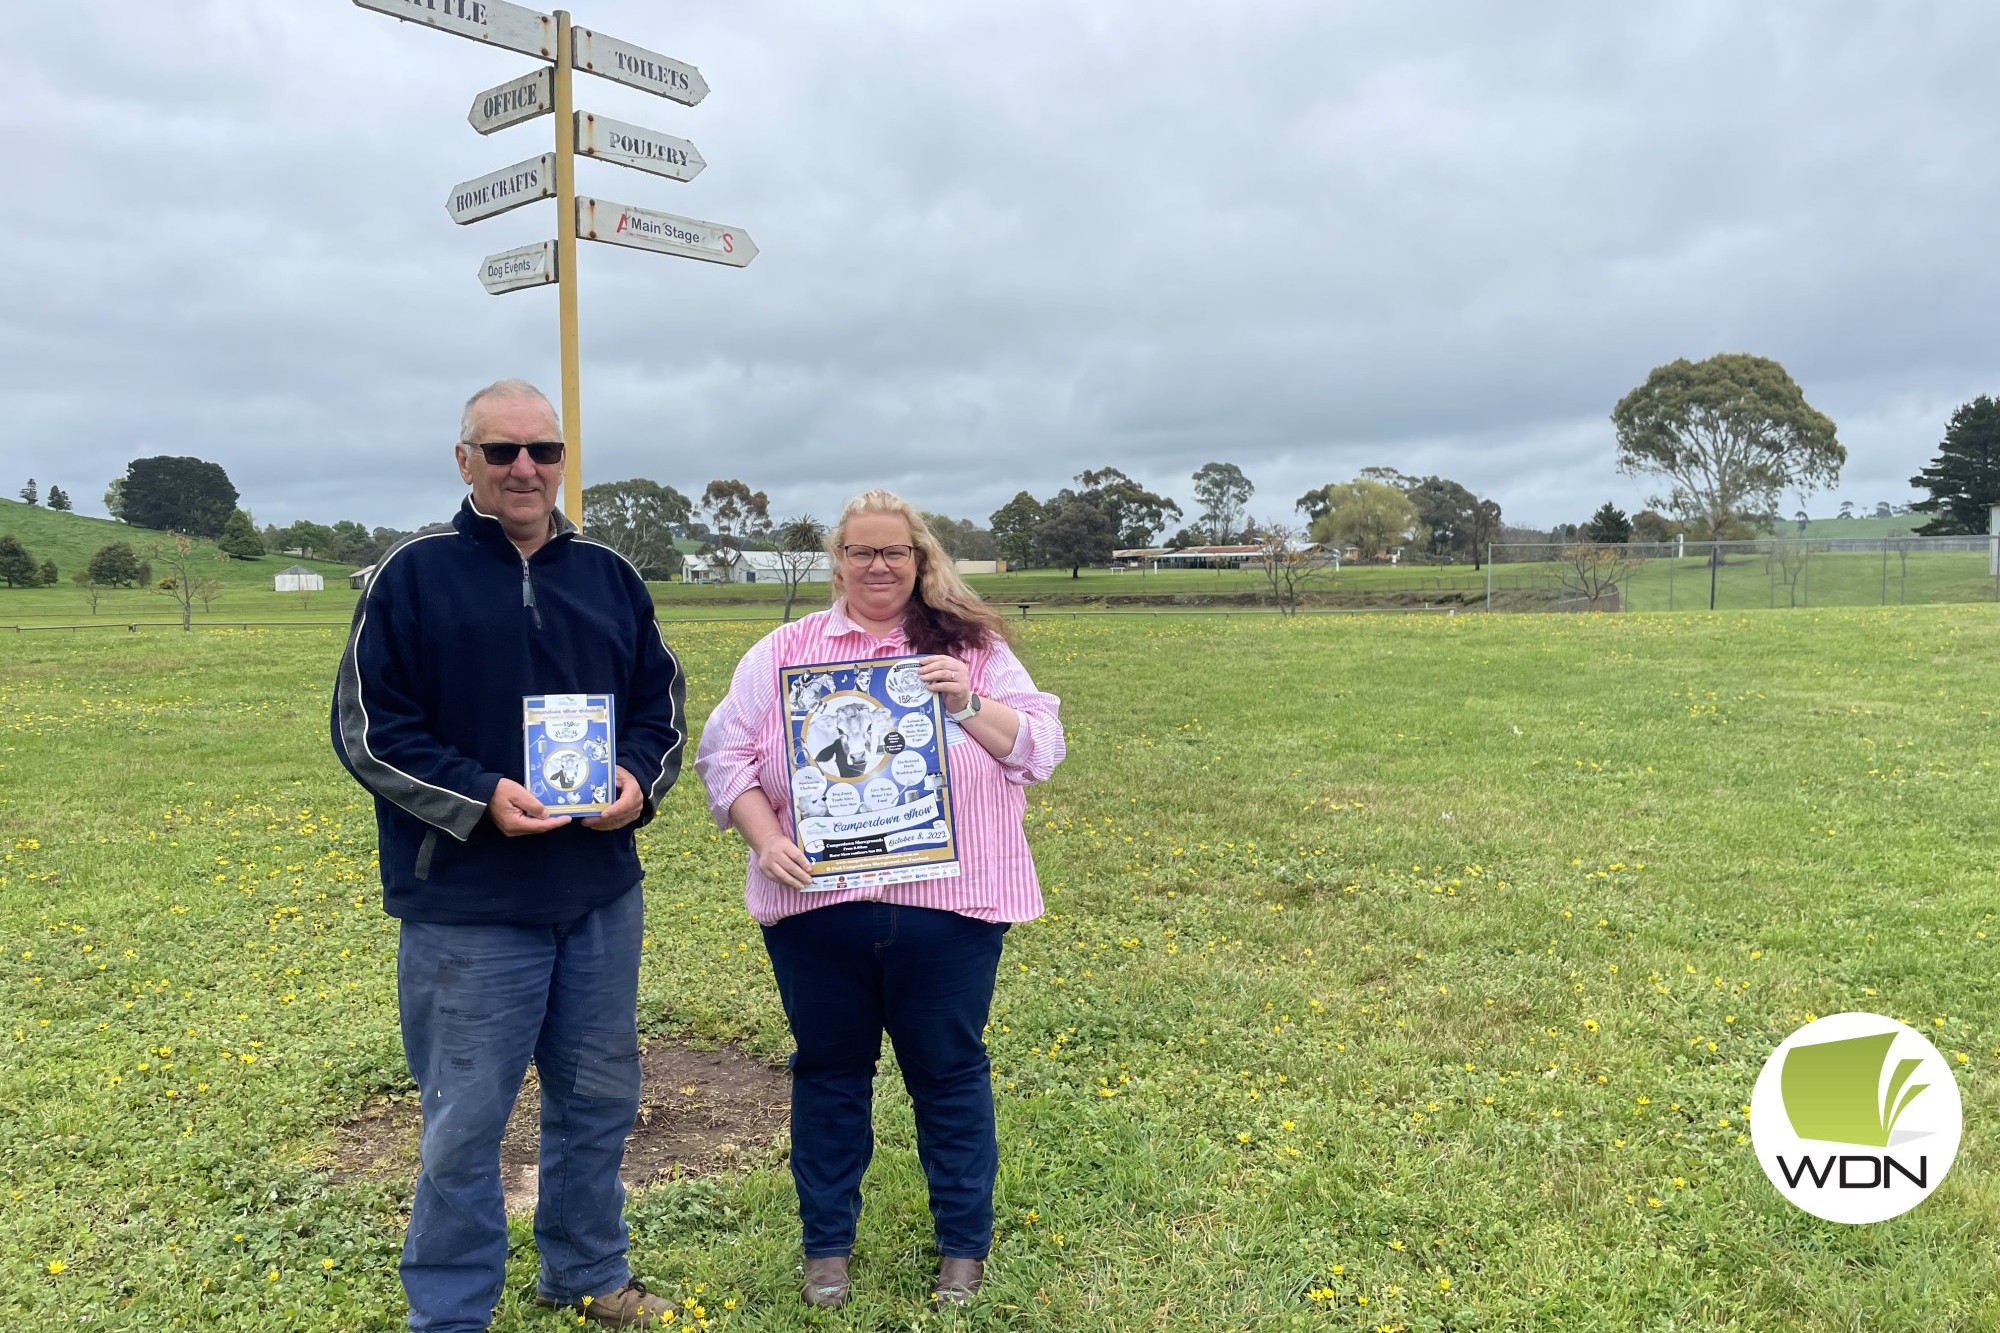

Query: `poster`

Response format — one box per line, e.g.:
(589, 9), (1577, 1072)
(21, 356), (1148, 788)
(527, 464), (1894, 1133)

(522, 693), (616, 816)
(779, 655), (960, 889)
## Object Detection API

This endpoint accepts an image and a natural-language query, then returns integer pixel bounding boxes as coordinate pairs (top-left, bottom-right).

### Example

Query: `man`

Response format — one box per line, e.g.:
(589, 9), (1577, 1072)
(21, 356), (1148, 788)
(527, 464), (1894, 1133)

(332, 379), (685, 1331)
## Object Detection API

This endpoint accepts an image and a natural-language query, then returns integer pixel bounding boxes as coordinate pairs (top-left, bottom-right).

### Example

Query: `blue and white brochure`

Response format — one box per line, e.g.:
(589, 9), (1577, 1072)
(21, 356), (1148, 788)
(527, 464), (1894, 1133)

(522, 693), (616, 816)
(779, 655), (960, 890)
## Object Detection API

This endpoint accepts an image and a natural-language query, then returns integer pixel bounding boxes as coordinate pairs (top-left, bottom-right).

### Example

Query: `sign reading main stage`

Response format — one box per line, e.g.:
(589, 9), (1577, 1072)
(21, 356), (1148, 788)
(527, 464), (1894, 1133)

(446, 153), (557, 223)
(570, 26), (708, 106)
(351, 0), (556, 60)
(574, 111), (705, 183)
(576, 195), (756, 267)
(468, 68), (553, 135)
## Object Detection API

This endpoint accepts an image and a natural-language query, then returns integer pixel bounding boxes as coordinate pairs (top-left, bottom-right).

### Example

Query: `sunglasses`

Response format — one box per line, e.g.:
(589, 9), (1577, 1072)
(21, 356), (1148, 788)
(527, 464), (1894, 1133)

(463, 440), (565, 466)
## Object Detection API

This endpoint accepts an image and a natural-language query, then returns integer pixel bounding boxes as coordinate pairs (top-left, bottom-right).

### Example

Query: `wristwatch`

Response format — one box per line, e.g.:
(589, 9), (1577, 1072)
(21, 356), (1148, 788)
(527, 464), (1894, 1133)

(947, 693), (982, 724)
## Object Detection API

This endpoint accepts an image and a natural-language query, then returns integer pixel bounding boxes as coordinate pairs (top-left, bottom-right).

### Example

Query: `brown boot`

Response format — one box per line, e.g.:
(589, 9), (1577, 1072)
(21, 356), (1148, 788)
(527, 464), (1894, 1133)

(534, 1278), (673, 1327)
(932, 1257), (983, 1306)
(803, 1255), (851, 1309)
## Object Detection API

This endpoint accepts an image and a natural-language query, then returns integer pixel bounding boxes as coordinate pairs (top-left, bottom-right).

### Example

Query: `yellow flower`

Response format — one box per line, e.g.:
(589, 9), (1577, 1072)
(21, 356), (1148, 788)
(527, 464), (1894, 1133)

(46, 1260), (66, 1275)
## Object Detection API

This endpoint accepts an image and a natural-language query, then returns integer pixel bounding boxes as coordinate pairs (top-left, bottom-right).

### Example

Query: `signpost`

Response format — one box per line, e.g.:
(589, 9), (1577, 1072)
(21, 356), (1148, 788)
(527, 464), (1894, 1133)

(352, 0), (557, 59)
(479, 240), (558, 293)
(576, 196), (755, 267)
(468, 68), (553, 135)
(574, 112), (704, 183)
(570, 27), (708, 106)
(350, 1), (754, 523)
(446, 154), (557, 223)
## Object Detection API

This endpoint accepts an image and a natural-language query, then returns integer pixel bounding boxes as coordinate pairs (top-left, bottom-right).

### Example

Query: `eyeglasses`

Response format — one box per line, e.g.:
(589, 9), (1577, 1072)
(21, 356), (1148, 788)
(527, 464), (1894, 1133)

(463, 440), (565, 466)
(840, 543), (915, 568)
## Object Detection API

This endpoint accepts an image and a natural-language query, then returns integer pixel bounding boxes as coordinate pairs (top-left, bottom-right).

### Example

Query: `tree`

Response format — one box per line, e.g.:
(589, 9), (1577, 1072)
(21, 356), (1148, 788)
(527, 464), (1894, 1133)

(1305, 479), (1421, 561)
(149, 534), (203, 631)
(989, 491), (1047, 570)
(89, 542), (143, 587)
(1837, 500), (1854, 519)
(37, 560), (56, 587)
(1611, 354), (1843, 564)
(920, 513), (999, 562)
(1035, 500), (1116, 578)
(0, 535), (37, 587)
(1164, 524), (1208, 549)
(1630, 510), (1683, 544)
(329, 520), (374, 563)
(218, 509), (264, 560)
(1402, 476), (1484, 561)
(281, 521), (338, 560)
(45, 485), (70, 512)
(583, 478), (692, 579)
(1582, 503), (1632, 544)
(1074, 468), (1182, 548)
(104, 478), (126, 522)
(773, 514), (828, 623)
(119, 456), (240, 537)
(1554, 543), (1636, 611)
(71, 570), (103, 615)
(1910, 396), (2000, 535)
(1254, 523), (1330, 615)
(1191, 463), (1254, 544)
(19, 478), (36, 505)
(696, 479), (770, 583)
(192, 576), (224, 613)
(1467, 497), (1502, 569)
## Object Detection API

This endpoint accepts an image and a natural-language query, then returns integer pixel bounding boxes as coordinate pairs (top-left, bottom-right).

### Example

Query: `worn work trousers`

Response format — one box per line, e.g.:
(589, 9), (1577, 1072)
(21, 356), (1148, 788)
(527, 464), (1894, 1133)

(761, 900), (1008, 1260)
(395, 883), (644, 1333)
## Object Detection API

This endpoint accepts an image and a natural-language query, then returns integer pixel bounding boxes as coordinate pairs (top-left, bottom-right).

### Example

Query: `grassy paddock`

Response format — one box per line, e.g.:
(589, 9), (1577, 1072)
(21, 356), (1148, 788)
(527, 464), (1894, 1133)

(2, 608), (1998, 1331)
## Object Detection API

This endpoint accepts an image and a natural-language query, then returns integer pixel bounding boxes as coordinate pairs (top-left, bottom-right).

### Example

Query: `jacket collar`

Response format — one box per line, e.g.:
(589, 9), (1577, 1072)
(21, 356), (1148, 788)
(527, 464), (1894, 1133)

(454, 494), (577, 558)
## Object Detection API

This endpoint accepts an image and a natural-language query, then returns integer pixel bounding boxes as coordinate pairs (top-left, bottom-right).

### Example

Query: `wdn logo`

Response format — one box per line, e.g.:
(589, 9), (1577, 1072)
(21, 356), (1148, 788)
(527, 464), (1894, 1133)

(1751, 1013), (1962, 1223)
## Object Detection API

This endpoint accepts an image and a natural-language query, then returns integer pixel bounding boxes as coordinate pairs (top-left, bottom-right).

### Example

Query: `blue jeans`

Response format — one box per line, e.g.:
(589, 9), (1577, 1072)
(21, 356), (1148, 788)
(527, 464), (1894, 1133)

(395, 883), (644, 1333)
(761, 902), (1008, 1260)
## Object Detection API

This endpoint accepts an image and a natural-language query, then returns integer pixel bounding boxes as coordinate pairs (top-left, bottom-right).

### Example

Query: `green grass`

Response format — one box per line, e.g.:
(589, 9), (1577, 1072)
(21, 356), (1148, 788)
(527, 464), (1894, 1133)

(5, 601), (2000, 1330)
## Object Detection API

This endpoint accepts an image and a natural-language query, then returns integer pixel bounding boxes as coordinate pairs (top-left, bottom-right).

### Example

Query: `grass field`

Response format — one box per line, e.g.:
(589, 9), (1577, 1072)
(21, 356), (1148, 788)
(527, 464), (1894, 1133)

(4, 606), (1997, 1330)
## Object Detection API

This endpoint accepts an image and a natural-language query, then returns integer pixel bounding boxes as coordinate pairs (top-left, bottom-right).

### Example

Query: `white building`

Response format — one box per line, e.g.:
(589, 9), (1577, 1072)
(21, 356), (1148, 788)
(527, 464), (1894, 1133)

(684, 550), (833, 585)
(274, 564), (324, 592)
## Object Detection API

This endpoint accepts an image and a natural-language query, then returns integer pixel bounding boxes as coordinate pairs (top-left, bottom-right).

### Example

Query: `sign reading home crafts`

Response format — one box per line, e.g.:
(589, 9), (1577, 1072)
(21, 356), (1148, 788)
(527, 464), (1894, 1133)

(351, 0), (556, 59)
(1750, 1012), (1962, 1224)
(446, 154), (557, 224)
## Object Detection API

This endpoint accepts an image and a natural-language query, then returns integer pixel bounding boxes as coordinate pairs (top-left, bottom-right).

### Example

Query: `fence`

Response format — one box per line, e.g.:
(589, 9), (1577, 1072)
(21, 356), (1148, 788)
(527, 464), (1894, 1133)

(1481, 536), (2000, 612)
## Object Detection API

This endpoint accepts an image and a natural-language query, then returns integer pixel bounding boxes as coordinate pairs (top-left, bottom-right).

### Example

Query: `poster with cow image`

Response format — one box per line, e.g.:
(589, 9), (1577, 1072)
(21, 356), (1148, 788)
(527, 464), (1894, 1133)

(779, 655), (960, 889)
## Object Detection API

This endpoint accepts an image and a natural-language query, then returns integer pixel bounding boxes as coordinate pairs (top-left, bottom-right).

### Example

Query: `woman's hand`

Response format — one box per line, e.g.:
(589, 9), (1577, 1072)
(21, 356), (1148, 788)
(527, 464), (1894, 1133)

(752, 833), (816, 890)
(918, 654), (973, 714)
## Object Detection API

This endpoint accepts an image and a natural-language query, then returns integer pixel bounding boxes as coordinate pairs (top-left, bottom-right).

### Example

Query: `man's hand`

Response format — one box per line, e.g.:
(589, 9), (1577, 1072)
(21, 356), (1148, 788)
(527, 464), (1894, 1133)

(579, 766), (644, 833)
(752, 834), (816, 890)
(488, 778), (572, 836)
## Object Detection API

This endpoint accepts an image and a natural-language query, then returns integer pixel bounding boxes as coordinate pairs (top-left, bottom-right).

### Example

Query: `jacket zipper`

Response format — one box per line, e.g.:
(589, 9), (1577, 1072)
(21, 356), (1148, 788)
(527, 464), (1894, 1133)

(521, 557), (543, 630)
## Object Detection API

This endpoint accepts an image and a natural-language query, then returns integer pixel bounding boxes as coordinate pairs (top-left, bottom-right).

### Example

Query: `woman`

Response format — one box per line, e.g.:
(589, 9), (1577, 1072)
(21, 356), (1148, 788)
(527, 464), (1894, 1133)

(694, 490), (1063, 1309)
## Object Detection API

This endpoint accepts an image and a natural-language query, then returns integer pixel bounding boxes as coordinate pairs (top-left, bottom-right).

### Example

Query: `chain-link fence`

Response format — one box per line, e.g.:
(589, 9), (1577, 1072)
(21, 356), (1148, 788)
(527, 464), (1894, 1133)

(1478, 536), (2000, 612)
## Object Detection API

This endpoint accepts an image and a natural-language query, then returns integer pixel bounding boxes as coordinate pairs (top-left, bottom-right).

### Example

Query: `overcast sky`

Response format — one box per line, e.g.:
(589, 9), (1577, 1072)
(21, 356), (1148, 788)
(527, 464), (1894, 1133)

(5, 1), (1995, 534)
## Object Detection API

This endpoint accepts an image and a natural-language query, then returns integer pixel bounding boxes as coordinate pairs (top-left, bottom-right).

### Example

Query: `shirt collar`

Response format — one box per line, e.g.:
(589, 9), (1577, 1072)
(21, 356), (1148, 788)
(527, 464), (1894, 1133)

(827, 598), (908, 650)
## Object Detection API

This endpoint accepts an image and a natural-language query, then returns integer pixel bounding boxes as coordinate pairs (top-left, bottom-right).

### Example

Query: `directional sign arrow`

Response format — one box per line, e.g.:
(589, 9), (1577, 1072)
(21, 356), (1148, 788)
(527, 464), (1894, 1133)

(479, 240), (558, 294)
(576, 196), (755, 267)
(468, 68), (553, 135)
(570, 26), (708, 107)
(446, 153), (557, 224)
(574, 111), (705, 183)
(352, 0), (556, 60)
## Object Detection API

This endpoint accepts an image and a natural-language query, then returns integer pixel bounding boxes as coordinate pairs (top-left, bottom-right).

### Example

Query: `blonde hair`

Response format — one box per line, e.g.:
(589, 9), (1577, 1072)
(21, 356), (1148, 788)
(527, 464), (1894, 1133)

(827, 490), (1013, 654)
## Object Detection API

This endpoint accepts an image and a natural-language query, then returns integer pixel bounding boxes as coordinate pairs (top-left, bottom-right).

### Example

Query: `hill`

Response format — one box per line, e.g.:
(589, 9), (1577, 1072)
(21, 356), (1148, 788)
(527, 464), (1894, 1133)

(0, 498), (352, 589)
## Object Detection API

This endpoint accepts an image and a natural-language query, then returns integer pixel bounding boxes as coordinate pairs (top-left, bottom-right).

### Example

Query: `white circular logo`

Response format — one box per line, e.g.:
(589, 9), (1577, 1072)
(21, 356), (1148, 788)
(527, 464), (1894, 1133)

(1750, 1012), (1961, 1224)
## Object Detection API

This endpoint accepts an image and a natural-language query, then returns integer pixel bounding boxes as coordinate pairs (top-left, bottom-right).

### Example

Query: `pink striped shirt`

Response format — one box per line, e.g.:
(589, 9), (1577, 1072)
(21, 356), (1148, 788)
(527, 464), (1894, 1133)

(693, 601), (1064, 925)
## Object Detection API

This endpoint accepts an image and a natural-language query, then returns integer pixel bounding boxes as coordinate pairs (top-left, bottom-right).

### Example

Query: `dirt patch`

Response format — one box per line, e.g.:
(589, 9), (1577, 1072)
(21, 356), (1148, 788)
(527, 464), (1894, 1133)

(331, 1041), (790, 1216)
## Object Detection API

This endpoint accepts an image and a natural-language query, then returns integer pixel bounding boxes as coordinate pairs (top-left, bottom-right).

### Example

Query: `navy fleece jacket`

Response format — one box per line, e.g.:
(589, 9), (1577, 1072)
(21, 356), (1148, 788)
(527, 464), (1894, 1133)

(331, 498), (686, 924)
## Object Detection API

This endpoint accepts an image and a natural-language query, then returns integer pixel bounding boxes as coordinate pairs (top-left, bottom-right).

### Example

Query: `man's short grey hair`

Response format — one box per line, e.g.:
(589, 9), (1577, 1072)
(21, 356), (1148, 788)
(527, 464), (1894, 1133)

(459, 379), (559, 442)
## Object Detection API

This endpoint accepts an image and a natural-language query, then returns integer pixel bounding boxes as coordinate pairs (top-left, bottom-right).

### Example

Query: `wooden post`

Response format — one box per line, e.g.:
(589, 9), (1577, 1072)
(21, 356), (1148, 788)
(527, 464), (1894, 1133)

(554, 11), (583, 525)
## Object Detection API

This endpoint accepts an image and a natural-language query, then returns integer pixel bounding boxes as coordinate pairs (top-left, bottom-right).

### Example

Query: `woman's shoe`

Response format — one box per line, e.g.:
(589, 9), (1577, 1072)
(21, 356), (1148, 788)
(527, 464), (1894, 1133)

(802, 1255), (851, 1309)
(932, 1257), (983, 1306)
